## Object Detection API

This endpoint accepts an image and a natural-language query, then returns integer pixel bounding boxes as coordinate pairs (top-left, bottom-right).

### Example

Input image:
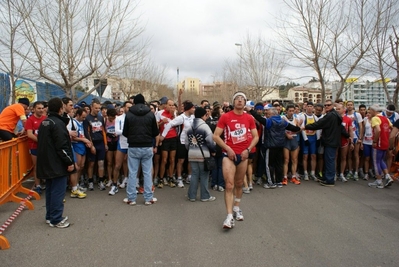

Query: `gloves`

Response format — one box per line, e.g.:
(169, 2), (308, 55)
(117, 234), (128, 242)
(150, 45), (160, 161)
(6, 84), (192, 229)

(304, 140), (310, 147)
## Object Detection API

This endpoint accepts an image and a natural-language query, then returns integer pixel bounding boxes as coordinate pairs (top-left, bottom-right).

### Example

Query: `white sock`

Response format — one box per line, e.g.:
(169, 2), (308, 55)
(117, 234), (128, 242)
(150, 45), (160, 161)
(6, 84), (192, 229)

(72, 186), (77, 191)
(310, 171), (315, 175)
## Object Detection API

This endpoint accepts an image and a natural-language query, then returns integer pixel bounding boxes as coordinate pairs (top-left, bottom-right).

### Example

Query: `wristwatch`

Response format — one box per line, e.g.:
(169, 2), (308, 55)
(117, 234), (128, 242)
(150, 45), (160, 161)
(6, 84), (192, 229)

(246, 148), (251, 153)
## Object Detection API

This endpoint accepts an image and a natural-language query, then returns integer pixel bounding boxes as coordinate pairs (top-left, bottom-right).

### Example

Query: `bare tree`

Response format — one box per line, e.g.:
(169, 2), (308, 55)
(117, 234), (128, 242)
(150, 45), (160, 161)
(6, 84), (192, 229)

(277, 0), (334, 102)
(224, 33), (287, 102)
(327, 0), (383, 99)
(366, 0), (399, 104)
(390, 27), (399, 105)
(0, 0), (34, 102)
(14, 0), (146, 101)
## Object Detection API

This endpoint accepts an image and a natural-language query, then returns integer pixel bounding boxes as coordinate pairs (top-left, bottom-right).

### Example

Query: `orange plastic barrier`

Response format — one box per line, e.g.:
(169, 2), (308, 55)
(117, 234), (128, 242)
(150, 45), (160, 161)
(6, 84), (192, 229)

(0, 136), (39, 250)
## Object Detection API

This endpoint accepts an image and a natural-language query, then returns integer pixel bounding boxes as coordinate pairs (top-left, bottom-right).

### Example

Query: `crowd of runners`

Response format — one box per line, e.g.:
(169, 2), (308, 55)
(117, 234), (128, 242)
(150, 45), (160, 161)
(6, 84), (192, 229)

(0, 90), (398, 229)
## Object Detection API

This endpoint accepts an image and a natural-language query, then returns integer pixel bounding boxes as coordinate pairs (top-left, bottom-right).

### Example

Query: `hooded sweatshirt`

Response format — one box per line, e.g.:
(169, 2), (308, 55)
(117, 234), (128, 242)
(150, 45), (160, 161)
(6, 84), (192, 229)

(185, 118), (216, 162)
(123, 103), (159, 147)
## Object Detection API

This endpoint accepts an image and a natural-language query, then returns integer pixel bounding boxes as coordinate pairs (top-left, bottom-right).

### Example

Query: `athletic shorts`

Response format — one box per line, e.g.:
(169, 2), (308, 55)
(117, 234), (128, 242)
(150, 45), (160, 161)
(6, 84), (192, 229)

(107, 141), (117, 152)
(177, 142), (188, 159)
(284, 138), (299, 151)
(223, 153), (246, 166)
(72, 142), (86, 156)
(161, 137), (177, 151)
(301, 135), (317, 155)
(363, 144), (372, 158)
(29, 149), (37, 156)
(87, 141), (106, 162)
(117, 141), (128, 154)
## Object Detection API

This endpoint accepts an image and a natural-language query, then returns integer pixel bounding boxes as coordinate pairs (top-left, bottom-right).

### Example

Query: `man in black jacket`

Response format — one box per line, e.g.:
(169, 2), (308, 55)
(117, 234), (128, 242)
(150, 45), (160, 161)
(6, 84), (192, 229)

(37, 97), (75, 228)
(122, 94), (160, 205)
(304, 100), (345, 186)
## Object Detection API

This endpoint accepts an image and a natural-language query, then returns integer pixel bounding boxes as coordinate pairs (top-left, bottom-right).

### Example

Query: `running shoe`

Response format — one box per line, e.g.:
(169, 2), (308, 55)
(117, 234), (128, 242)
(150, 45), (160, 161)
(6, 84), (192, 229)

(108, 185), (119, 196)
(153, 177), (159, 186)
(368, 180), (384, 189)
(98, 181), (106, 191)
(256, 177), (263, 185)
(33, 185), (42, 195)
(282, 177), (288, 185)
(106, 180), (112, 187)
(385, 174), (394, 187)
(88, 182), (94, 191)
(138, 186), (144, 194)
(144, 198), (157, 206)
(46, 216), (68, 225)
(119, 177), (128, 188)
(242, 187), (250, 194)
(70, 189), (86, 199)
(223, 217), (235, 229)
(249, 183), (253, 190)
(177, 179), (185, 188)
(290, 177), (301, 185)
(169, 181), (176, 188)
(263, 183), (277, 189)
(123, 198), (136, 205)
(353, 173), (359, 181)
(339, 174), (348, 182)
(233, 209), (244, 221)
(49, 221), (70, 228)
(309, 174), (318, 182)
(303, 174), (309, 181)
(212, 185), (224, 192)
(276, 182), (283, 188)
(201, 196), (216, 202)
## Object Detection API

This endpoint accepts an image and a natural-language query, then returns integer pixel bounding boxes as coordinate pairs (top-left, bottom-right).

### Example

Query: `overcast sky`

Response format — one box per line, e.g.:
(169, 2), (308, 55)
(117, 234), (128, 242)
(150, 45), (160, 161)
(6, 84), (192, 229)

(136, 0), (285, 85)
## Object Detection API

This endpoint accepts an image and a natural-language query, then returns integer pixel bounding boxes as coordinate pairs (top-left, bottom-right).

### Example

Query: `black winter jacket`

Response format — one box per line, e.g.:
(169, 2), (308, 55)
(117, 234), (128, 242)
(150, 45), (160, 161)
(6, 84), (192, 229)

(123, 104), (159, 147)
(37, 112), (75, 179)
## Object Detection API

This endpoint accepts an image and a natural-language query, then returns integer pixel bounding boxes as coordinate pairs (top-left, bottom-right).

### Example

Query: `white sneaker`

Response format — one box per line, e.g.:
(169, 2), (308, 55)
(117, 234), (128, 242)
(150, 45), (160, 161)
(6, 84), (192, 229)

(106, 180), (112, 187)
(177, 179), (185, 188)
(385, 174), (394, 187)
(88, 182), (94, 191)
(368, 180), (384, 189)
(303, 174), (309, 181)
(242, 187), (250, 194)
(233, 209), (244, 221)
(339, 174), (348, 182)
(119, 177), (128, 188)
(185, 176), (191, 184)
(212, 185), (224, 192)
(108, 185), (119, 195)
(223, 217), (235, 229)
(98, 181), (106, 191)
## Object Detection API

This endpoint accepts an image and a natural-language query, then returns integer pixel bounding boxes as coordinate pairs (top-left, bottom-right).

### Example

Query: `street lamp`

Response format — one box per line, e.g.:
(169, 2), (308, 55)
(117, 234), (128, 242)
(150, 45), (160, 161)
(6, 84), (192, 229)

(235, 43), (242, 90)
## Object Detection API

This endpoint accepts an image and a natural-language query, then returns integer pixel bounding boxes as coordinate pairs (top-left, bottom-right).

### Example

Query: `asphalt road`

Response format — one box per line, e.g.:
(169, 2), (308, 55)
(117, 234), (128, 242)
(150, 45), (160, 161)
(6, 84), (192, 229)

(1, 178), (399, 267)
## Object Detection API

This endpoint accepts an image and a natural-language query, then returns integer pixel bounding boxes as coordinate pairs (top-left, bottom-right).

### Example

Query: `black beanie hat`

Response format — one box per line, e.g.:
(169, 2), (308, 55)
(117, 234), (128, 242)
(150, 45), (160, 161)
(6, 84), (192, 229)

(18, 97), (30, 106)
(195, 107), (207, 118)
(184, 102), (194, 111)
(134, 94), (145, 104)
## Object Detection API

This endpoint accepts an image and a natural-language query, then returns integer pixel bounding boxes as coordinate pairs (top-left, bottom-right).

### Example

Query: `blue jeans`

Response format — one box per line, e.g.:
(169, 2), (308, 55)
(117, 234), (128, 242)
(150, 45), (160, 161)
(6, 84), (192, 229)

(324, 146), (337, 183)
(127, 147), (154, 202)
(188, 161), (211, 200)
(211, 156), (225, 187)
(45, 176), (67, 224)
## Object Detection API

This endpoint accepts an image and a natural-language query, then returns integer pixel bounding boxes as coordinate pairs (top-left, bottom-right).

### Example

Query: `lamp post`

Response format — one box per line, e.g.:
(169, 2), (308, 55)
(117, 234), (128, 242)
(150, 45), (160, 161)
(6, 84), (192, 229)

(235, 43), (242, 90)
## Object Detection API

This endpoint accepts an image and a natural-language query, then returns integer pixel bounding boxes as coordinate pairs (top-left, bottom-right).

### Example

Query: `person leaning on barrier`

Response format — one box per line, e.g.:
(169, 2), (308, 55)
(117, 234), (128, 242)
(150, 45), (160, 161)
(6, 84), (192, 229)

(37, 97), (75, 228)
(0, 97), (30, 141)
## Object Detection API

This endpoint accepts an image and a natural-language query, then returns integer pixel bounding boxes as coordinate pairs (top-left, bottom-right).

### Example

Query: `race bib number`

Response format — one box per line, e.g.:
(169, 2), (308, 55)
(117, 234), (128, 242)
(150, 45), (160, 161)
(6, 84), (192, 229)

(107, 126), (115, 134)
(91, 121), (103, 133)
(231, 127), (247, 144)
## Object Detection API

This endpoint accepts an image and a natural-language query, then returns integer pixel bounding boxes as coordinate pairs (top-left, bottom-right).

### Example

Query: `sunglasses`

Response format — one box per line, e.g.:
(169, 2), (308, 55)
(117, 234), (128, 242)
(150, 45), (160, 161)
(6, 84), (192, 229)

(324, 104), (332, 107)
